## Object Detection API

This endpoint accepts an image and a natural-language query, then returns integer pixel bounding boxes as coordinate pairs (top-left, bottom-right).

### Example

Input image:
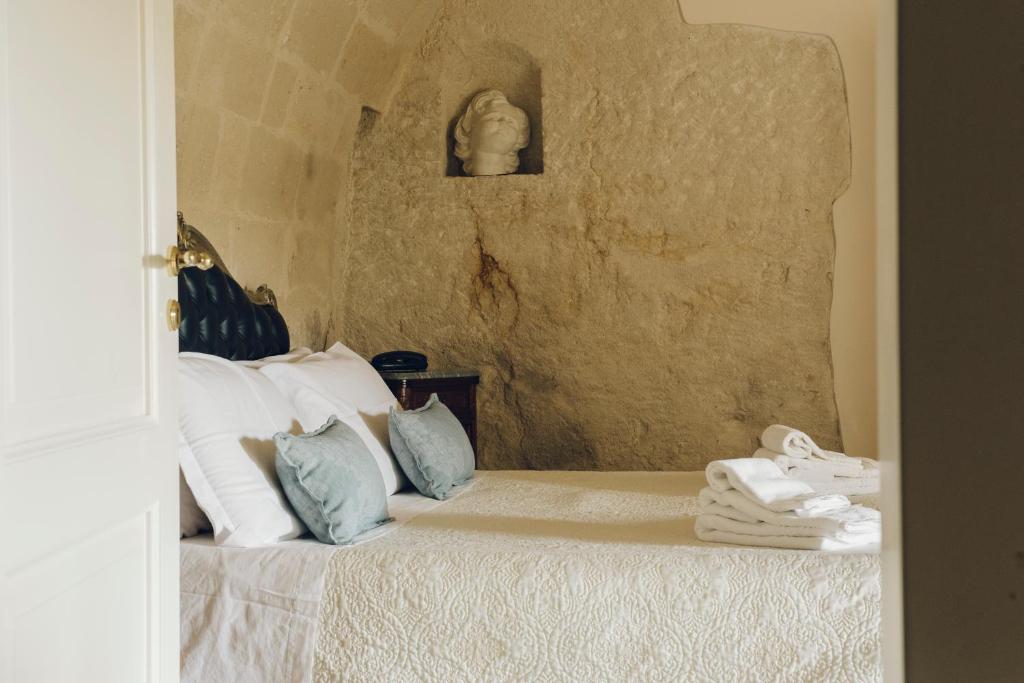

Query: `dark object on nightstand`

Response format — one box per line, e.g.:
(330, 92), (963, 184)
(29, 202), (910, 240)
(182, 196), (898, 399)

(371, 350), (428, 373)
(379, 368), (480, 457)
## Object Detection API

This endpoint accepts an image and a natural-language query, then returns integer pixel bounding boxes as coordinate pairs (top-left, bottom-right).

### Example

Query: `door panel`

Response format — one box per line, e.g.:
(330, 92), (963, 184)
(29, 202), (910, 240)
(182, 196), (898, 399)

(9, 514), (151, 682)
(3, 0), (149, 445)
(0, 0), (179, 680)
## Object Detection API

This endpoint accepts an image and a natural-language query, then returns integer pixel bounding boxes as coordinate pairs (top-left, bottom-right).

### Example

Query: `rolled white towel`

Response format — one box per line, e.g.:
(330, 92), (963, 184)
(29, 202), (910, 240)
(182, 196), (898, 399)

(695, 515), (880, 552)
(759, 424), (821, 459)
(698, 487), (879, 534)
(705, 459), (849, 516)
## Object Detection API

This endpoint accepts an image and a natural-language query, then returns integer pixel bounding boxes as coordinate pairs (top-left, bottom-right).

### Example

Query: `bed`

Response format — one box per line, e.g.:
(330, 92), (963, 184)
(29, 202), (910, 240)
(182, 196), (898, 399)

(175, 217), (881, 682)
(182, 471), (880, 682)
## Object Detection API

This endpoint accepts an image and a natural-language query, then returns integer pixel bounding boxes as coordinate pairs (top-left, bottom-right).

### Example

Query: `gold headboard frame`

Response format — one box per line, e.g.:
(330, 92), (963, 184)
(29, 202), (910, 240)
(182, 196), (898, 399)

(176, 212), (279, 308)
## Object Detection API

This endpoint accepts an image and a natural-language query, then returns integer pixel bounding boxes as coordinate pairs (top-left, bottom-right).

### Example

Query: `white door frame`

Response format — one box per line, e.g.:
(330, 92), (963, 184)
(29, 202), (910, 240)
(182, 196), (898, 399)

(874, 0), (903, 678)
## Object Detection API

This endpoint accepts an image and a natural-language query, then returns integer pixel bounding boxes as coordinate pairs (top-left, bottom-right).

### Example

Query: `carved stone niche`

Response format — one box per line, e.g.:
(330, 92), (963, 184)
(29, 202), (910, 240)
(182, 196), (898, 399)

(444, 41), (543, 177)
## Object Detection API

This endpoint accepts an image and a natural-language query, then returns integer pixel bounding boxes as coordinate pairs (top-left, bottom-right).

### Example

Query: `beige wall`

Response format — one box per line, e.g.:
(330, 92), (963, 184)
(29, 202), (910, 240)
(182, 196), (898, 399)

(173, 0), (439, 348)
(681, 0), (879, 458)
(335, 0), (851, 470)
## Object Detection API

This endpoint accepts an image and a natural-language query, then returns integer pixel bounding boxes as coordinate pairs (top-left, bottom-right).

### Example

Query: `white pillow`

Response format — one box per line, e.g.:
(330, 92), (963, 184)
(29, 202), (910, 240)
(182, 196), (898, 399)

(259, 342), (407, 494)
(178, 353), (307, 547)
(178, 348), (308, 539)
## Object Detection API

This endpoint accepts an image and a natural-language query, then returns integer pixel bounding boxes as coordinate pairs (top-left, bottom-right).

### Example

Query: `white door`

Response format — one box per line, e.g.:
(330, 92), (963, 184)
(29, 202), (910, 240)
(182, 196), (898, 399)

(0, 0), (178, 680)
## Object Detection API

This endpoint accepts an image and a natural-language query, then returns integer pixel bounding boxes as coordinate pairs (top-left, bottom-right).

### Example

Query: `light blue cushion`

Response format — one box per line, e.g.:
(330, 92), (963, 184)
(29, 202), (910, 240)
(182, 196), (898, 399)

(388, 394), (475, 500)
(275, 415), (391, 545)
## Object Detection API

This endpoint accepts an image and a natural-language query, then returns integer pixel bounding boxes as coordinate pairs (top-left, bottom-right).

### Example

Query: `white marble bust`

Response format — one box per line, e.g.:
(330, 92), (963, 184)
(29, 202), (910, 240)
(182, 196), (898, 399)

(454, 89), (530, 176)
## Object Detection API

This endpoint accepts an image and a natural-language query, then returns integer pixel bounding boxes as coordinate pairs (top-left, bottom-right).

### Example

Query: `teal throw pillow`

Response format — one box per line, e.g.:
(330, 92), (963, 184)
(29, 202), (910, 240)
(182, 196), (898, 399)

(275, 415), (391, 544)
(388, 394), (475, 500)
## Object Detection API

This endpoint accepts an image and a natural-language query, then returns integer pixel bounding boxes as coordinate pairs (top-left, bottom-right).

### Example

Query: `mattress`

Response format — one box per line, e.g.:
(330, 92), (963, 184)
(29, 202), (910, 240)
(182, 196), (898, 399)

(183, 471), (882, 682)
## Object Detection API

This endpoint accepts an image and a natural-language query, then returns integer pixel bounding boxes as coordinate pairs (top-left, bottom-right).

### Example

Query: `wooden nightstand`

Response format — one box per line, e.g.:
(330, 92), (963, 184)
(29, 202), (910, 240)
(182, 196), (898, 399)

(379, 368), (480, 454)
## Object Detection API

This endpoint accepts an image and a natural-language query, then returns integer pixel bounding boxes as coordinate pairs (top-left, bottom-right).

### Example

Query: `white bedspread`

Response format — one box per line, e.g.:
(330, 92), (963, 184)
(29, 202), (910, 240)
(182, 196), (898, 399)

(313, 471), (881, 682)
(182, 471), (881, 682)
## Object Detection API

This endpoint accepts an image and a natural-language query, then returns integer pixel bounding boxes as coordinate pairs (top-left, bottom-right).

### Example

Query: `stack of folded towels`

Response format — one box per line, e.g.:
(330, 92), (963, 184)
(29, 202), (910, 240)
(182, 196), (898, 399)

(695, 458), (881, 551)
(754, 424), (880, 496)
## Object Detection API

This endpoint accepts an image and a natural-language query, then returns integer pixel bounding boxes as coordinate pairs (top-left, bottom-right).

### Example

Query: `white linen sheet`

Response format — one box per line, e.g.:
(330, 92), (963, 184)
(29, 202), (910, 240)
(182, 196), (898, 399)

(180, 490), (455, 683)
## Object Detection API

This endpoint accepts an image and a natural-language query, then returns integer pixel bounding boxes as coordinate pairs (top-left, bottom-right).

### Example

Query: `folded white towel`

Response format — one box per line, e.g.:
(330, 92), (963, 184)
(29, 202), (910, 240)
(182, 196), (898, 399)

(792, 474), (881, 496)
(820, 450), (882, 476)
(696, 512), (877, 545)
(850, 456), (880, 477)
(697, 490), (761, 524)
(705, 459), (849, 516)
(753, 448), (865, 478)
(695, 516), (880, 552)
(698, 487), (880, 537)
(776, 467), (842, 483)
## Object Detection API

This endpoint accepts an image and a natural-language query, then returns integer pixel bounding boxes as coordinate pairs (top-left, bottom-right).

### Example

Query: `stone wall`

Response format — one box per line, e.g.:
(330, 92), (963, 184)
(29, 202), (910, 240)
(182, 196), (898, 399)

(682, 0), (880, 460)
(173, 0), (439, 347)
(337, 0), (851, 470)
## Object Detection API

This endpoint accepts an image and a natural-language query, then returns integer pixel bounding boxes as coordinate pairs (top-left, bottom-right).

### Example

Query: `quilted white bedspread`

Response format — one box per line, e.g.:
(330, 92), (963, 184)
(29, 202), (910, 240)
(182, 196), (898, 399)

(313, 471), (881, 682)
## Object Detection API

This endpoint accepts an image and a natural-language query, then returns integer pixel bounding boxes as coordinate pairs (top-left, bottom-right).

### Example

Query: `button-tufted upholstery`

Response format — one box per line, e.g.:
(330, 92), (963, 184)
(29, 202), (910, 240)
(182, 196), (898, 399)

(178, 265), (289, 361)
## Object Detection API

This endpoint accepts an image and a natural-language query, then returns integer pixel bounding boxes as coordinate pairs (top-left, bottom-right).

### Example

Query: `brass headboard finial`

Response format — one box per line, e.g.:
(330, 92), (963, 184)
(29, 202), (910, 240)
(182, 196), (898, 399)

(176, 212), (280, 309)
(176, 211), (230, 276)
(251, 284), (278, 309)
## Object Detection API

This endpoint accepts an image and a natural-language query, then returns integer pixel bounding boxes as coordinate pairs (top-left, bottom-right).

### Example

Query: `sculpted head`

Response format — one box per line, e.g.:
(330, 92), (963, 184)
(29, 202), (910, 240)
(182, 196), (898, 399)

(454, 90), (530, 176)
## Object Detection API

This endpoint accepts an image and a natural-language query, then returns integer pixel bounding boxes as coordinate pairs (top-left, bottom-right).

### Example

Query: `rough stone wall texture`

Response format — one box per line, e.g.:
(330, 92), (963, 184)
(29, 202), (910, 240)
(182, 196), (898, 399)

(173, 0), (440, 348)
(338, 0), (851, 470)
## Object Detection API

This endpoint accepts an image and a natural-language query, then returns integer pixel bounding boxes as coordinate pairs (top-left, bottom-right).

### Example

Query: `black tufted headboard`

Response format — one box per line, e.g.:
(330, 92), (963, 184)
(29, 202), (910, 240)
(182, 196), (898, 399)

(176, 214), (289, 361)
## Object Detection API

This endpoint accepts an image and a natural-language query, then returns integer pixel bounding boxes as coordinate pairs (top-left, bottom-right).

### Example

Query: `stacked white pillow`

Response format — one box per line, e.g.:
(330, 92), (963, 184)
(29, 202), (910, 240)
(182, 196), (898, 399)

(178, 352), (309, 547)
(258, 342), (407, 495)
(178, 343), (410, 547)
(178, 348), (312, 540)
